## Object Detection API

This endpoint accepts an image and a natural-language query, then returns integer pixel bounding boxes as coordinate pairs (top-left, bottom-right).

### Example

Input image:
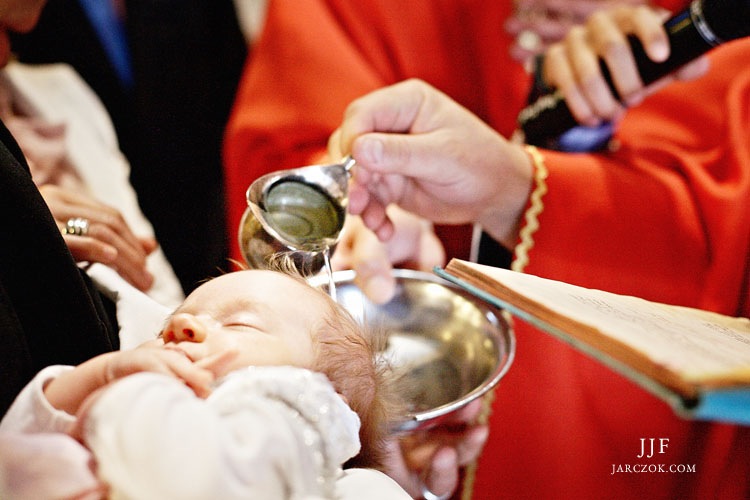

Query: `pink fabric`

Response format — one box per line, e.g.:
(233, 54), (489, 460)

(0, 432), (105, 500)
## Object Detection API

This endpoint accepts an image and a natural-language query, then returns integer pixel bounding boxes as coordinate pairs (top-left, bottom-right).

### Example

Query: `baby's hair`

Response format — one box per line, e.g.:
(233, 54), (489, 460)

(312, 301), (399, 470)
(266, 253), (401, 470)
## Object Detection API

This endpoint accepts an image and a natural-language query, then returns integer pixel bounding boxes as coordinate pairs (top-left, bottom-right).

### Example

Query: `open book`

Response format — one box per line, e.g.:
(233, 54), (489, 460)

(435, 259), (750, 425)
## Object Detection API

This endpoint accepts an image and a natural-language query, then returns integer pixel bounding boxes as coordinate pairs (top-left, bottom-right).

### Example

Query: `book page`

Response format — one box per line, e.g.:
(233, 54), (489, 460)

(449, 261), (750, 385)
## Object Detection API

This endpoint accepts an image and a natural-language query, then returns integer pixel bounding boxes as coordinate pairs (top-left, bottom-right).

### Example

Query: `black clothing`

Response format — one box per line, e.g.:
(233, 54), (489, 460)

(0, 120), (118, 416)
(11, 0), (248, 293)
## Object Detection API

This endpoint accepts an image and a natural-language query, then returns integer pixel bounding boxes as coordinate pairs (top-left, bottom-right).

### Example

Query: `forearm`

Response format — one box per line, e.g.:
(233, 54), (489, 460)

(0, 365), (76, 433)
(43, 353), (113, 416)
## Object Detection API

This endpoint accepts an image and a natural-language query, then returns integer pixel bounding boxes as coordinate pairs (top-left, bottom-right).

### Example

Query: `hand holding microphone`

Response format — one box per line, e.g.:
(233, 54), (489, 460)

(519, 0), (750, 147)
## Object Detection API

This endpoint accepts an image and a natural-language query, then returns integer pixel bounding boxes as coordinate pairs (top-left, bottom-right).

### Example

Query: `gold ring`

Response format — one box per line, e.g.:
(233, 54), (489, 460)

(64, 217), (90, 236)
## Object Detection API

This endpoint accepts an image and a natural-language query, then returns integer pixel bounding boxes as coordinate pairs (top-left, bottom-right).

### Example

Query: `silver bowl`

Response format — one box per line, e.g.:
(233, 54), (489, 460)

(312, 269), (515, 433)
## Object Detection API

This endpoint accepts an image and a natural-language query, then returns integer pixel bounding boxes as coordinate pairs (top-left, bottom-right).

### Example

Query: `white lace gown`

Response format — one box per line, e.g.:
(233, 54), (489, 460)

(1, 365), (410, 500)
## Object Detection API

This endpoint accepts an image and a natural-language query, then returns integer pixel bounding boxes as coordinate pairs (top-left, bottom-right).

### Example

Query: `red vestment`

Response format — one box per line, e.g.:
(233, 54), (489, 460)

(224, 2), (748, 498)
(223, 0), (529, 264)
(478, 39), (750, 500)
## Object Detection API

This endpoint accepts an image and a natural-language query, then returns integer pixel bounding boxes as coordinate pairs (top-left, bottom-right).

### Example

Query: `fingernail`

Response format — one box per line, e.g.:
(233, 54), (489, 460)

(625, 92), (643, 107)
(433, 448), (457, 469)
(651, 40), (669, 62)
(472, 425), (490, 445)
(364, 275), (395, 304)
(137, 271), (154, 291)
(360, 138), (384, 165)
(102, 245), (118, 261)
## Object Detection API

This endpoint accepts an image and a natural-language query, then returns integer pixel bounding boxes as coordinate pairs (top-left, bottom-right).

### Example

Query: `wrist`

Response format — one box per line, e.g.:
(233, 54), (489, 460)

(44, 353), (114, 415)
(477, 144), (534, 247)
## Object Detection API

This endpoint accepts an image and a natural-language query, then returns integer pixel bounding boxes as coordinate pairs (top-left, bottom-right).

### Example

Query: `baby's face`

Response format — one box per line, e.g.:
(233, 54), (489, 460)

(158, 270), (328, 375)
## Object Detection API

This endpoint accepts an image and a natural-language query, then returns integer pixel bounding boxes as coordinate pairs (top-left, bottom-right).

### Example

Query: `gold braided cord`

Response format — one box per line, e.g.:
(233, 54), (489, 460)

(461, 145), (548, 500)
(511, 145), (548, 273)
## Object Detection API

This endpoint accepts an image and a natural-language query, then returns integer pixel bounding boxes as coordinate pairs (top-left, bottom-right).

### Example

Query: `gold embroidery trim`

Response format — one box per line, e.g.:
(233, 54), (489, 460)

(512, 145), (548, 273)
(460, 145), (548, 500)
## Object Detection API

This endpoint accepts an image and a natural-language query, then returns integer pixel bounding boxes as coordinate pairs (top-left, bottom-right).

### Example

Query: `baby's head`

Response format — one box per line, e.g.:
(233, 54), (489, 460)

(159, 268), (395, 469)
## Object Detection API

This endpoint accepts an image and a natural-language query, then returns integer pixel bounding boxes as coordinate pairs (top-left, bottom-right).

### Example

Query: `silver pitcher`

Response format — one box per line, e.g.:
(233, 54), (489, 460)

(238, 156), (355, 274)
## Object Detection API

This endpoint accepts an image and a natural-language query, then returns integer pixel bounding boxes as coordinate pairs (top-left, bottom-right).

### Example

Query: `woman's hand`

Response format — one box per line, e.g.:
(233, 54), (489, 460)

(39, 184), (156, 292)
(0, 432), (107, 500)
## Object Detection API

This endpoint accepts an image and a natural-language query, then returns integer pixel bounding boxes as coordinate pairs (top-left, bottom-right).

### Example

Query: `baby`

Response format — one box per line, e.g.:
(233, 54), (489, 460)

(0, 269), (408, 499)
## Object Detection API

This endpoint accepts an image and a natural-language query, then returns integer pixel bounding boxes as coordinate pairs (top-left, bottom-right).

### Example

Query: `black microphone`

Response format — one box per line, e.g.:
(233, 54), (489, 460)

(518, 0), (750, 147)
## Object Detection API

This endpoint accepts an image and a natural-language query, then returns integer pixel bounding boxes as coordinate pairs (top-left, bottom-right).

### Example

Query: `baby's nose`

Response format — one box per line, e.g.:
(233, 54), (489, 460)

(162, 313), (207, 343)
